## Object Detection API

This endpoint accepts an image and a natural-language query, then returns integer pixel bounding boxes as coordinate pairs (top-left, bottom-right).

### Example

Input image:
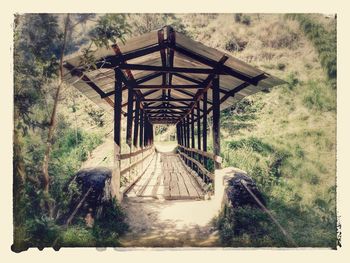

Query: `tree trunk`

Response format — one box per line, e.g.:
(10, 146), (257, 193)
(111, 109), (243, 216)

(12, 111), (27, 252)
(41, 14), (70, 214)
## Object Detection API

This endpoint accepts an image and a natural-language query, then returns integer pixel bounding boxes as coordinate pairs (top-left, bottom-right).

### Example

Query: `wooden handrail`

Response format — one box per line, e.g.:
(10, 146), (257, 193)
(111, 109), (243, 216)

(178, 151), (214, 180)
(120, 147), (154, 176)
(177, 145), (222, 164)
(119, 145), (152, 160)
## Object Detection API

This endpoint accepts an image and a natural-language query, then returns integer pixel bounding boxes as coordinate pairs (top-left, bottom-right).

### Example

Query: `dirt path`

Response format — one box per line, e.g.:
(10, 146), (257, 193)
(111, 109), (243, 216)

(120, 197), (221, 247)
(82, 140), (222, 246)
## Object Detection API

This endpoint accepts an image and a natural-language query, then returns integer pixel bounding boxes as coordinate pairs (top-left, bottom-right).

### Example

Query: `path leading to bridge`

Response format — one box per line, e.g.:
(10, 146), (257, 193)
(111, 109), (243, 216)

(120, 145), (221, 247)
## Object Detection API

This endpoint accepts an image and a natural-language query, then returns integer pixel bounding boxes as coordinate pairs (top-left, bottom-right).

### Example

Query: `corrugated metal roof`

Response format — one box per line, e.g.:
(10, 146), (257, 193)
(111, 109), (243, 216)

(63, 26), (285, 123)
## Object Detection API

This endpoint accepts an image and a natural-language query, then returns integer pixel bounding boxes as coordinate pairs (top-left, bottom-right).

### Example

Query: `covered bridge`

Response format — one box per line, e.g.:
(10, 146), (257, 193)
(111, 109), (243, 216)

(63, 26), (284, 201)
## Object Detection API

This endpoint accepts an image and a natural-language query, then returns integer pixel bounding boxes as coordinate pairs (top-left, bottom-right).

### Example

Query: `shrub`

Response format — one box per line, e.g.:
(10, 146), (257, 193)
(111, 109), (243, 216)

(241, 15), (251, 26)
(60, 226), (96, 247)
(302, 80), (336, 111)
(286, 72), (299, 90)
(234, 14), (251, 26)
(92, 198), (129, 246)
(225, 37), (248, 52)
(234, 13), (242, 23)
(26, 216), (61, 248)
(85, 105), (105, 127)
(259, 21), (300, 49)
(277, 63), (286, 71)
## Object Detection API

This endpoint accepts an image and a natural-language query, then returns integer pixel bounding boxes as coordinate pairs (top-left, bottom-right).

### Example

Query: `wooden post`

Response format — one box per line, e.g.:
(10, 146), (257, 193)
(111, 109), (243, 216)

(139, 109), (144, 148)
(191, 109), (195, 148)
(203, 91), (208, 172)
(112, 70), (122, 201)
(144, 119), (148, 147)
(191, 109), (195, 170)
(182, 119), (186, 161)
(151, 124), (154, 145)
(139, 109), (144, 173)
(179, 122), (183, 146)
(212, 75), (221, 169)
(176, 124), (179, 145)
(133, 98), (140, 148)
(197, 100), (202, 177)
(197, 100), (201, 150)
(186, 115), (190, 166)
(126, 82), (134, 147)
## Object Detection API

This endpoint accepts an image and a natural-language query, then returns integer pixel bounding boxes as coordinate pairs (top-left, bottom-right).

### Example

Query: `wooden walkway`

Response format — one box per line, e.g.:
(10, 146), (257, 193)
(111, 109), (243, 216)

(126, 152), (204, 200)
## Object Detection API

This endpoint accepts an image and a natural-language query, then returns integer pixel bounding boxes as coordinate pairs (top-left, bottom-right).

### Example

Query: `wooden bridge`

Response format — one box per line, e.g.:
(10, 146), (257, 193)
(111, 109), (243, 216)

(63, 26), (283, 202)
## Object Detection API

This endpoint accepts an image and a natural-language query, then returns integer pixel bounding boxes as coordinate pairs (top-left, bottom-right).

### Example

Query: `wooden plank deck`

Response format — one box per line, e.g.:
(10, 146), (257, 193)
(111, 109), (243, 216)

(126, 152), (204, 200)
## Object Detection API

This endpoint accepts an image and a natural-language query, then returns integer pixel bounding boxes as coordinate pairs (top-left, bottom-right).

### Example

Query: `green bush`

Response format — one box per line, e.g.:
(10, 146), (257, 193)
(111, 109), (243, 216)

(285, 72), (299, 90)
(302, 80), (336, 111)
(60, 226), (96, 247)
(277, 63), (286, 71)
(241, 15), (251, 26)
(26, 216), (61, 248)
(259, 21), (300, 49)
(92, 198), (129, 246)
(234, 14), (251, 26)
(225, 37), (248, 52)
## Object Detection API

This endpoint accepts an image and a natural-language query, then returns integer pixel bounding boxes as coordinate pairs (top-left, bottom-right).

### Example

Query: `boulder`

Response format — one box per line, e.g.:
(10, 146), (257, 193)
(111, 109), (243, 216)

(226, 172), (266, 208)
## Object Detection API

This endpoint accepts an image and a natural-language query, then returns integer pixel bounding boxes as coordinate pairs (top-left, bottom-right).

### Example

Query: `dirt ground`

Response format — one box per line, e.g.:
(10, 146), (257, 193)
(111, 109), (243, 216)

(120, 196), (221, 247)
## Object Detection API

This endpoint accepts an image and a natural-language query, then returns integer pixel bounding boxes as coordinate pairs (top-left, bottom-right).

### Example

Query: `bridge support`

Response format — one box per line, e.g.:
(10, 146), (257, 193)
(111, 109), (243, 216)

(212, 74), (221, 170)
(112, 70), (123, 201)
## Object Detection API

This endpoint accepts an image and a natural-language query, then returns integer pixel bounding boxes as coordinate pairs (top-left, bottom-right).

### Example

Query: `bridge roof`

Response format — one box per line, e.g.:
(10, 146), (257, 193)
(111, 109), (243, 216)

(63, 26), (285, 124)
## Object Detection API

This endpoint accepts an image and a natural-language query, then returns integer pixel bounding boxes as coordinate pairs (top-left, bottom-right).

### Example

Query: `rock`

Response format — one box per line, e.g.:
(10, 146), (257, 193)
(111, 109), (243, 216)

(76, 167), (112, 191)
(226, 172), (266, 208)
(75, 167), (112, 215)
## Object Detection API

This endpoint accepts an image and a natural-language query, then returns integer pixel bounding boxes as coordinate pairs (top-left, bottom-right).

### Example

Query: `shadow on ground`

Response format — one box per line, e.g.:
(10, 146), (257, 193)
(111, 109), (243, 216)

(120, 197), (220, 247)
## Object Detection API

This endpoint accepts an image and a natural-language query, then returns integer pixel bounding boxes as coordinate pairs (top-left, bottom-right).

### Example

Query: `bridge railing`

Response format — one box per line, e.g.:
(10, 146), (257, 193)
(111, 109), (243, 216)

(177, 145), (222, 192)
(119, 145), (155, 195)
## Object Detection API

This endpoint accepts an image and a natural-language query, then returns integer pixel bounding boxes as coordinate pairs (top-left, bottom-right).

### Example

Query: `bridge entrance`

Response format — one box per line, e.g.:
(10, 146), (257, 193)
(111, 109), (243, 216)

(63, 25), (283, 202)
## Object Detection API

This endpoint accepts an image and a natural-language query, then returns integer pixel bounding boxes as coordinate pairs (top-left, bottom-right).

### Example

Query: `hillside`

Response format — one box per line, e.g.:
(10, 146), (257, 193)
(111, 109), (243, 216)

(155, 14), (337, 247)
(13, 13), (337, 249)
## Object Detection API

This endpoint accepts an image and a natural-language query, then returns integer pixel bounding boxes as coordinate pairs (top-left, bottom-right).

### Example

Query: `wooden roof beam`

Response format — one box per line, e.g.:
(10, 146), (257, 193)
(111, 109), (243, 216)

(134, 84), (202, 90)
(144, 105), (189, 110)
(101, 72), (163, 98)
(63, 62), (128, 115)
(95, 44), (163, 69)
(172, 44), (265, 85)
(118, 64), (225, 75)
(141, 98), (194, 102)
(176, 55), (229, 124)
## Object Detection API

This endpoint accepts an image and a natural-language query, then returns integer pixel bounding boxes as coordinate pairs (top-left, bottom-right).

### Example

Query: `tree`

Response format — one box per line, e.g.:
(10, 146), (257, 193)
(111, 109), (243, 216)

(13, 13), (61, 251)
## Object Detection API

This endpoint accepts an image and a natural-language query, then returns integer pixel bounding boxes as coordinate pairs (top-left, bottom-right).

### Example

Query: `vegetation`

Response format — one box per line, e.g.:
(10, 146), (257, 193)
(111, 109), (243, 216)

(13, 14), (130, 251)
(210, 14), (336, 247)
(286, 14), (337, 82)
(13, 13), (337, 249)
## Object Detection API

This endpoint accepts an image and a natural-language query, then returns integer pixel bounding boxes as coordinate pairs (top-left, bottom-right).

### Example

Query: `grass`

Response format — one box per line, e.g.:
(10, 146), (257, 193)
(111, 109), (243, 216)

(193, 14), (337, 247)
(14, 13), (337, 249)
(217, 78), (336, 246)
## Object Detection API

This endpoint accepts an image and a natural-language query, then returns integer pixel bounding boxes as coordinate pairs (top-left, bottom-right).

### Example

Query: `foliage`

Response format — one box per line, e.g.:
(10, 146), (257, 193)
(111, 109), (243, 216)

(286, 14), (337, 82)
(225, 36), (248, 52)
(26, 216), (61, 248)
(85, 105), (105, 127)
(303, 80), (336, 111)
(13, 13), (337, 249)
(234, 14), (251, 25)
(89, 14), (131, 47)
(59, 226), (96, 247)
(128, 14), (187, 36)
(58, 199), (129, 247)
(259, 20), (300, 49)
(92, 199), (129, 246)
(285, 72), (299, 90)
